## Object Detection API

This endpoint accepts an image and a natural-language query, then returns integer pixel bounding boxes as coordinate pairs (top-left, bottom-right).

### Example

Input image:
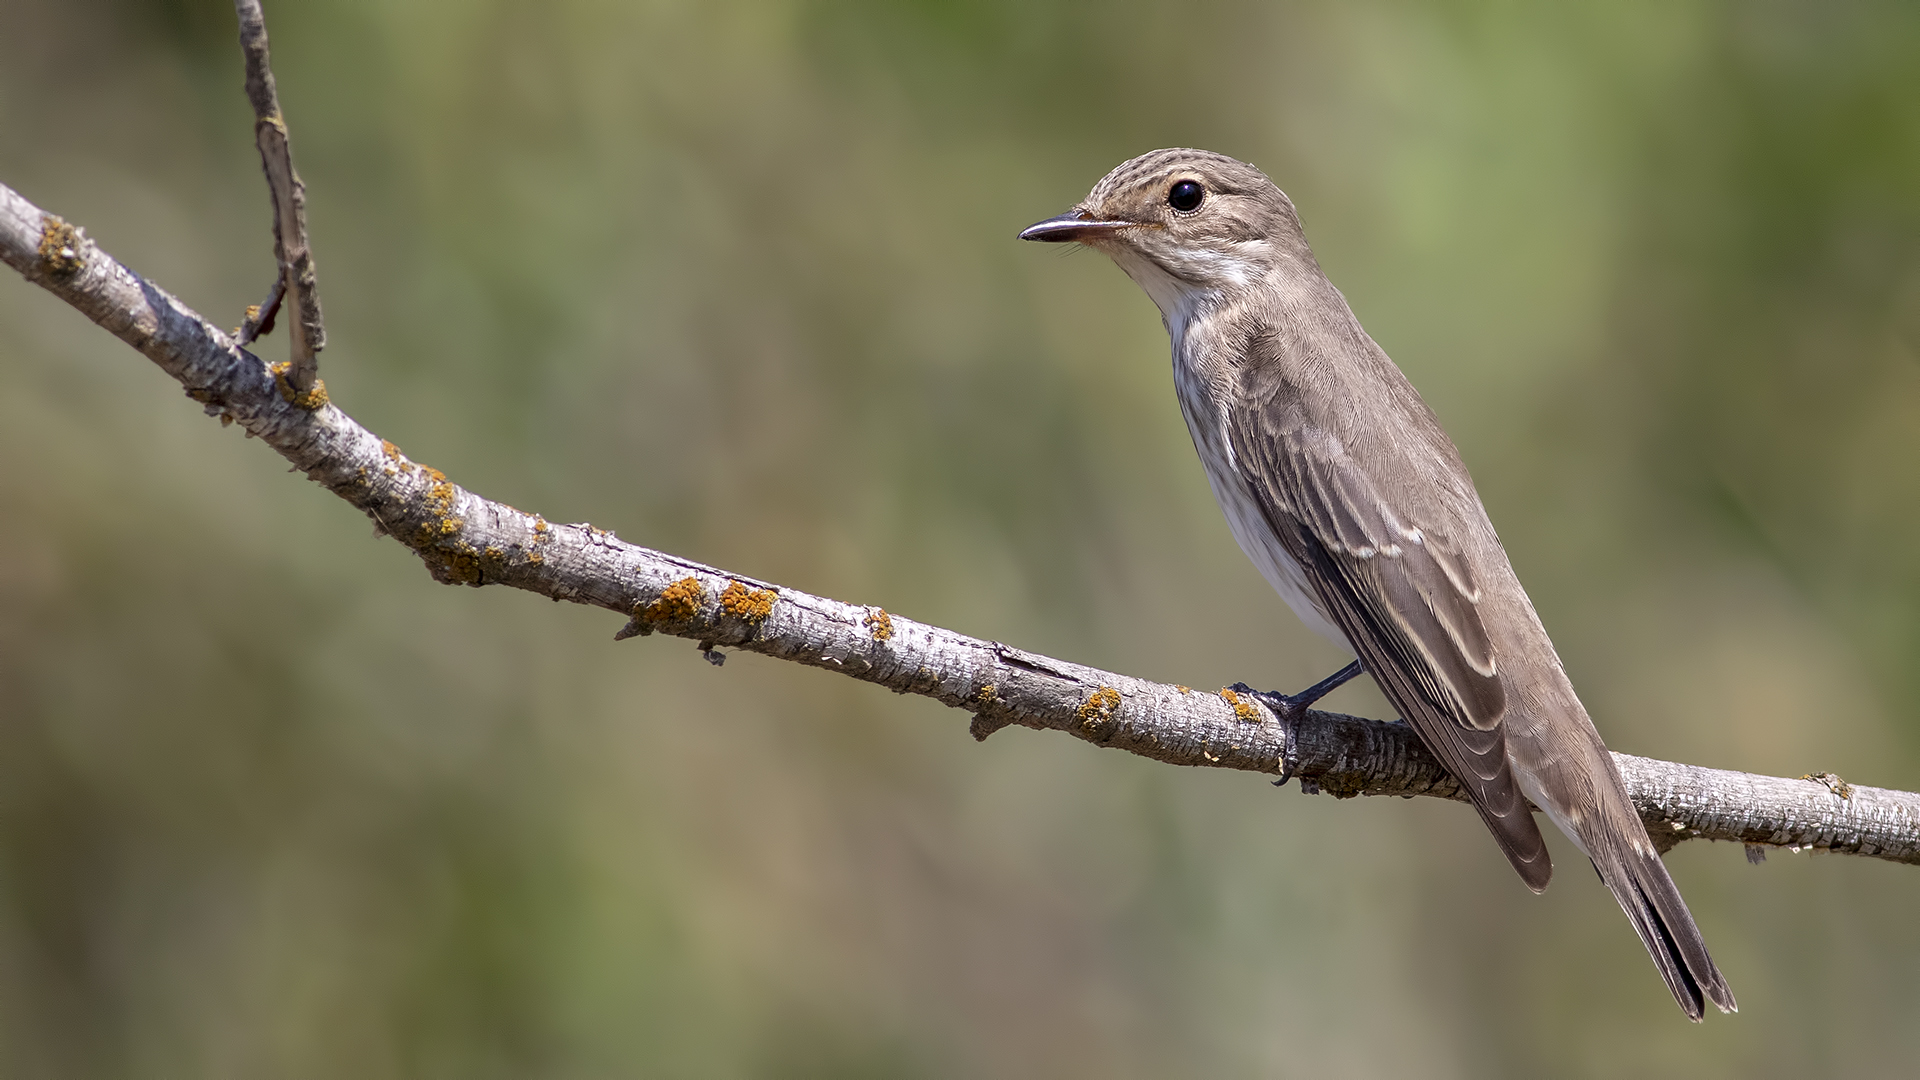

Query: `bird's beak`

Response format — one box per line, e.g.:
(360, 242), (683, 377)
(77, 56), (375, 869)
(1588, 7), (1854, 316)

(1018, 211), (1136, 243)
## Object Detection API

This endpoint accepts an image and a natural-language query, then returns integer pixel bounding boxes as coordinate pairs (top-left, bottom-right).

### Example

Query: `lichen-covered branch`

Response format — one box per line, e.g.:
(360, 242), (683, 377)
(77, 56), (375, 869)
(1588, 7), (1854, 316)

(233, 0), (324, 390)
(2, 178), (1916, 867)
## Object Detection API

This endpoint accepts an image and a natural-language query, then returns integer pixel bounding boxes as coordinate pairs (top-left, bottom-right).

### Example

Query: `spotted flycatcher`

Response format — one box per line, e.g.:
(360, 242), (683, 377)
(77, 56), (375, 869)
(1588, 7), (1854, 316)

(1021, 148), (1734, 1020)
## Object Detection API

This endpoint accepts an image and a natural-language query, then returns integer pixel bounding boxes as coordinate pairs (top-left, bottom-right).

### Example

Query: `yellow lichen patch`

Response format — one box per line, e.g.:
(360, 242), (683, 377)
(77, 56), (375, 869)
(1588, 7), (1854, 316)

(1801, 772), (1855, 799)
(642, 577), (705, 624)
(1317, 773), (1367, 800)
(720, 581), (777, 622)
(423, 540), (484, 585)
(863, 608), (894, 641)
(971, 683), (1000, 708)
(38, 216), (82, 278)
(1076, 685), (1122, 731)
(524, 516), (551, 564)
(1175, 685), (1191, 694)
(1218, 688), (1259, 723)
(269, 361), (329, 410)
(418, 477), (462, 538)
(396, 472), (468, 547)
(382, 440), (402, 462)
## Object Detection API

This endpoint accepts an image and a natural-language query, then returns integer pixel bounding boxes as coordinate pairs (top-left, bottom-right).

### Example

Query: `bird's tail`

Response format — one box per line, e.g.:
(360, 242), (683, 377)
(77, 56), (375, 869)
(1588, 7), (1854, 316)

(1587, 817), (1737, 1021)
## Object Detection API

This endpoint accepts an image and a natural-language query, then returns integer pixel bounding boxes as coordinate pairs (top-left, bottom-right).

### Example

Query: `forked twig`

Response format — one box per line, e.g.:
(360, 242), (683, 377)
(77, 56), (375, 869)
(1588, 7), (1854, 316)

(234, 0), (324, 389)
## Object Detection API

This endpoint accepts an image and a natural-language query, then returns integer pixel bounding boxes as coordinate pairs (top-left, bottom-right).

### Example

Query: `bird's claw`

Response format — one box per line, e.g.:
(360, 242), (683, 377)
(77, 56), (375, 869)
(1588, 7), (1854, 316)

(1228, 661), (1366, 789)
(1228, 681), (1302, 720)
(1227, 681), (1306, 788)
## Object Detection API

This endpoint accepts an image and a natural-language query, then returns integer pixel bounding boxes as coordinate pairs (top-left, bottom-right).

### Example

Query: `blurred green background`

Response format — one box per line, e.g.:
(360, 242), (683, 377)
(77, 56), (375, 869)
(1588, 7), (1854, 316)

(3, 0), (1919, 1076)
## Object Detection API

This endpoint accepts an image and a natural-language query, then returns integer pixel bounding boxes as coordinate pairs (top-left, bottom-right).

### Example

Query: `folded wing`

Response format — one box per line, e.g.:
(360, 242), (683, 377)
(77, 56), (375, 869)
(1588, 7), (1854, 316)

(1226, 408), (1551, 890)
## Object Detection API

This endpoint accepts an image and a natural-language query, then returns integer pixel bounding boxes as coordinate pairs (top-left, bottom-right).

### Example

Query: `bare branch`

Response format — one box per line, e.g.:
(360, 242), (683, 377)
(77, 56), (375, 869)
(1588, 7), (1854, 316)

(2, 179), (1916, 866)
(233, 0), (323, 389)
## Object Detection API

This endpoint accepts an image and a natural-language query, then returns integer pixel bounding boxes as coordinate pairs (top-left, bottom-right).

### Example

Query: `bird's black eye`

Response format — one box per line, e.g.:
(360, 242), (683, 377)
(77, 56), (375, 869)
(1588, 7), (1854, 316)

(1168, 179), (1204, 213)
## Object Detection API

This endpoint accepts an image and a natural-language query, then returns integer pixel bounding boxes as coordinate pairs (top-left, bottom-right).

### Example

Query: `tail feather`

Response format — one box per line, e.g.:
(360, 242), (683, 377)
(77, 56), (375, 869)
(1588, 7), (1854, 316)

(1591, 834), (1736, 1021)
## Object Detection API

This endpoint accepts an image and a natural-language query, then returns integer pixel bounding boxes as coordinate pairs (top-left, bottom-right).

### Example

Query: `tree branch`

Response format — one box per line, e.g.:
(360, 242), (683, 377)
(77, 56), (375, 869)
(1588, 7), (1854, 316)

(3, 178), (1916, 867)
(233, 0), (324, 389)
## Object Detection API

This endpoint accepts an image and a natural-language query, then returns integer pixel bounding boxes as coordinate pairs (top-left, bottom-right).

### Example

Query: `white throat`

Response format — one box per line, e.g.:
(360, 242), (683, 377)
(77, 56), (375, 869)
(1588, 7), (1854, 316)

(1106, 246), (1215, 344)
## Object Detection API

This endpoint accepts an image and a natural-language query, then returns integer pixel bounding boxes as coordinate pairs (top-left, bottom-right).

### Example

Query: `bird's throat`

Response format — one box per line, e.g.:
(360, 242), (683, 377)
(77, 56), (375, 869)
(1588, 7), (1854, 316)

(1107, 246), (1214, 341)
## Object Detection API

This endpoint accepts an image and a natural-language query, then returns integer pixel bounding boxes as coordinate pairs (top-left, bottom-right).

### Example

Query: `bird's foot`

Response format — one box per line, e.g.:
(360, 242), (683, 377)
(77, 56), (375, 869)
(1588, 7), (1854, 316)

(1229, 659), (1363, 718)
(1229, 660), (1363, 789)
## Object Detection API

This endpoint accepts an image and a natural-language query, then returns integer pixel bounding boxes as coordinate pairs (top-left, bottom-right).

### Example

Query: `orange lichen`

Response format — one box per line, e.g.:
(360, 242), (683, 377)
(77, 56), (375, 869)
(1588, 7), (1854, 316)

(720, 581), (776, 622)
(38, 216), (82, 278)
(1175, 685), (1191, 694)
(863, 608), (894, 641)
(1076, 686), (1121, 730)
(407, 474), (463, 542)
(524, 517), (551, 565)
(1218, 688), (1259, 723)
(641, 577), (705, 624)
(269, 361), (329, 410)
(412, 536), (484, 586)
(437, 542), (483, 585)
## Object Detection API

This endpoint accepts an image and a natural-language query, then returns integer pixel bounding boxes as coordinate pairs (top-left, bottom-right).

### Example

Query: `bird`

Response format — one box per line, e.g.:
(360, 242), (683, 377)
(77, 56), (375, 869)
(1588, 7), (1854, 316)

(1020, 148), (1735, 1020)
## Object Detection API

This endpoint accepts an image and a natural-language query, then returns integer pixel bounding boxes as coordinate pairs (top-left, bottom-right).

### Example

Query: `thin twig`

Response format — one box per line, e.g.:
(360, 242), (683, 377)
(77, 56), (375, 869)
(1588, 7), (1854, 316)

(234, 273), (283, 346)
(3, 180), (1916, 867)
(234, 0), (323, 390)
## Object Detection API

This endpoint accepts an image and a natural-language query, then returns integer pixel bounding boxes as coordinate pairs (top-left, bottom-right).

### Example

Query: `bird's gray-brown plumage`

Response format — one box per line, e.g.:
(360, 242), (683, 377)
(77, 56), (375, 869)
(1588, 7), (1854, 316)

(1021, 148), (1735, 1020)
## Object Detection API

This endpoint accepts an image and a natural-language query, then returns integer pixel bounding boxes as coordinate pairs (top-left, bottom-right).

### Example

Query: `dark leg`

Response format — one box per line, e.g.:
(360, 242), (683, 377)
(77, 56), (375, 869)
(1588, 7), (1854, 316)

(1230, 659), (1362, 716)
(1229, 660), (1365, 788)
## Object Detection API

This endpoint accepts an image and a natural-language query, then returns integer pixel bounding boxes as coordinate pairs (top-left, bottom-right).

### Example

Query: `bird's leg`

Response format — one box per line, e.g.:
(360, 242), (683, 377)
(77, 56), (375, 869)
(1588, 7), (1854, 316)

(1231, 659), (1363, 716)
(1229, 660), (1364, 788)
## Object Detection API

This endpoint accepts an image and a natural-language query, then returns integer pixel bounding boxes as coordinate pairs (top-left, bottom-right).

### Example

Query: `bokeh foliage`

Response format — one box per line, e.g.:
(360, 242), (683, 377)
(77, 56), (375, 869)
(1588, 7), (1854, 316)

(2, 0), (1918, 1076)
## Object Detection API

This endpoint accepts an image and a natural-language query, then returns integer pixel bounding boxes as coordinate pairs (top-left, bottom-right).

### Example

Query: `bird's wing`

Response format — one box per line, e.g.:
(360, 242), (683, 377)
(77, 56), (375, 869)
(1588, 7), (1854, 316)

(1225, 398), (1551, 889)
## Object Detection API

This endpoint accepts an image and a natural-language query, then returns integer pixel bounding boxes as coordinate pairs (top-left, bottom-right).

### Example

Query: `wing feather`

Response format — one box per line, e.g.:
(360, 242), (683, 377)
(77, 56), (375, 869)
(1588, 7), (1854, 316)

(1271, 426), (1504, 729)
(1226, 398), (1550, 888)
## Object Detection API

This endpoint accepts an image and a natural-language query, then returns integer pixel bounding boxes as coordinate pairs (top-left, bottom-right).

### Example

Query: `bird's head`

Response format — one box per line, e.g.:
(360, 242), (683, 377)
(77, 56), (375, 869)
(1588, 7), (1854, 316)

(1020, 148), (1305, 320)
